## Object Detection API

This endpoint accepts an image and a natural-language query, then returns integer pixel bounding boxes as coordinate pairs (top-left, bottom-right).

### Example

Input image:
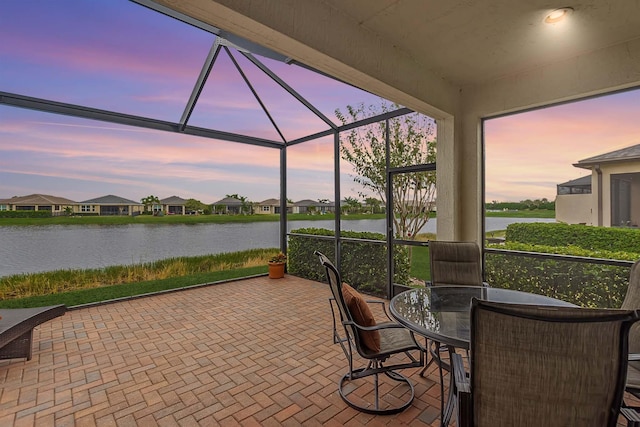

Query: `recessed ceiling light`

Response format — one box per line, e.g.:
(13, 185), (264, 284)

(545, 7), (574, 24)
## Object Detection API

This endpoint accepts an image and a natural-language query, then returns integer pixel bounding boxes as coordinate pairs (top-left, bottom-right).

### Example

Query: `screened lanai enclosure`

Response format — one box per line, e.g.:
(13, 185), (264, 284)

(0, 0), (439, 298)
(4, 0), (640, 306)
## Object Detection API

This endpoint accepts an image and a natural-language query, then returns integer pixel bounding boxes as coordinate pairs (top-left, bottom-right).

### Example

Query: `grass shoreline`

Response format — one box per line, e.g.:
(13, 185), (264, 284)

(0, 249), (278, 308)
(0, 210), (554, 227)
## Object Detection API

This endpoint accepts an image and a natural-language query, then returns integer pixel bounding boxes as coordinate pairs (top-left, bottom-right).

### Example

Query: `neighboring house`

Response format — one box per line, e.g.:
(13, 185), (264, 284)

(212, 197), (245, 214)
(556, 176), (593, 225)
(0, 194), (78, 215)
(292, 199), (335, 214)
(555, 143), (640, 227)
(81, 195), (144, 216)
(160, 196), (187, 215)
(254, 199), (293, 214)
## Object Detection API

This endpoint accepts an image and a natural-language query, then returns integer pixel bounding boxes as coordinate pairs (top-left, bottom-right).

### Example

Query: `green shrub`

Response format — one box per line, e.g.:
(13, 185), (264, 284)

(486, 229), (639, 308)
(485, 249), (631, 308)
(0, 210), (51, 218)
(288, 227), (410, 298)
(506, 222), (640, 252)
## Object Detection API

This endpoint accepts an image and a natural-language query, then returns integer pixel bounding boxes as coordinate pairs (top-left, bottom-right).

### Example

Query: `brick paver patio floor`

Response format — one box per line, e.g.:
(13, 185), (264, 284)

(0, 275), (446, 426)
(1, 274), (634, 426)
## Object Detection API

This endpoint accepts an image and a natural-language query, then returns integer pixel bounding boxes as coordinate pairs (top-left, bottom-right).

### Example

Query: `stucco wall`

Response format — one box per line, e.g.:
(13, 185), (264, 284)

(555, 194), (593, 225)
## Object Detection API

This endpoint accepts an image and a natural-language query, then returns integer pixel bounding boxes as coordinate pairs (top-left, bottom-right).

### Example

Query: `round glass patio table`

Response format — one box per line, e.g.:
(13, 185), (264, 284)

(389, 285), (577, 350)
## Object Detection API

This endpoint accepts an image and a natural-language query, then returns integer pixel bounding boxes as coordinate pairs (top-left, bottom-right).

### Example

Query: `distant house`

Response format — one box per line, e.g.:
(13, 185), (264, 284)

(254, 198), (293, 214)
(160, 196), (187, 215)
(556, 144), (640, 227)
(0, 194), (78, 215)
(292, 199), (335, 214)
(81, 195), (144, 216)
(212, 197), (246, 214)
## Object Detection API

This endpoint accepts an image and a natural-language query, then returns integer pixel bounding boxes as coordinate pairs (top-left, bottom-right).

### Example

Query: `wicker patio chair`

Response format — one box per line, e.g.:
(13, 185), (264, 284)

(452, 299), (639, 427)
(0, 305), (67, 361)
(314, 251), (425, 415)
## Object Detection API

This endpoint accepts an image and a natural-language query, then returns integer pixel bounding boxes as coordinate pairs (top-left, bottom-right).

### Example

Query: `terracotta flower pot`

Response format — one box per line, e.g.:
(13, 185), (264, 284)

(268, 262), (286, 279)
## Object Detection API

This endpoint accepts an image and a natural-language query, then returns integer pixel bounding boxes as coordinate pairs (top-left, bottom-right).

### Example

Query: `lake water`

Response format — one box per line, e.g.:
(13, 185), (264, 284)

(0, 217), (554, 277)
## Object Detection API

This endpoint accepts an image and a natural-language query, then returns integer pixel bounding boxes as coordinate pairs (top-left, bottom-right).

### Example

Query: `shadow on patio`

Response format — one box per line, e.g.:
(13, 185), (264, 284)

(0, 275), (445, 426)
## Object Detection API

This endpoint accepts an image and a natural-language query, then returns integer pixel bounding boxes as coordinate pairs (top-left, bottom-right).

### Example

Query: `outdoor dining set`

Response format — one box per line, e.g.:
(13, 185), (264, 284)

(315, 241), (640, 427)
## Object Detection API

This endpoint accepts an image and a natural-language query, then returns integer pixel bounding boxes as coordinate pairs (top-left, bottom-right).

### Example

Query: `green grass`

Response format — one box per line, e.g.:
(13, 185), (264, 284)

(0, 248), (278, 306)
(0, 213), (387, 227)
(409, 246), (430, 282)
(0, 210), (555, 226)
(0, 266), (267, 309)
(485, 209), (555, 218)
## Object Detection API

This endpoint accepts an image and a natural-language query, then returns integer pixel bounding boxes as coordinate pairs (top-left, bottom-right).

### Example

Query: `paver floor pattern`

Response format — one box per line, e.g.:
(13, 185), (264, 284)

(0, 275), (634, 426)
(0, 276), (445, 426)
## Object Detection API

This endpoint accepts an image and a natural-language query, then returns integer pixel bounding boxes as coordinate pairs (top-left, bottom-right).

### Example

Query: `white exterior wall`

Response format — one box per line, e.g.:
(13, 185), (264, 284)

(555, 194), (593, 225)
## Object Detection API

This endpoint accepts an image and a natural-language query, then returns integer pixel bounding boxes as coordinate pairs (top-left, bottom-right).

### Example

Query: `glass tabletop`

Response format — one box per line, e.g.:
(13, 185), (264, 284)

(389, 286), (576, 349)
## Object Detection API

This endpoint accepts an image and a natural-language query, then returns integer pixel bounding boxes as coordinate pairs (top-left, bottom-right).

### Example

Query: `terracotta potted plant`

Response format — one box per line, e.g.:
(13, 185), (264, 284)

(268, 252), (287, 279)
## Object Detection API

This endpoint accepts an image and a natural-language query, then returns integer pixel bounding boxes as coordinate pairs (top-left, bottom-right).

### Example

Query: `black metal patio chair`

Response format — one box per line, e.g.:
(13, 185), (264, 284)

(314, 251), (425, 415)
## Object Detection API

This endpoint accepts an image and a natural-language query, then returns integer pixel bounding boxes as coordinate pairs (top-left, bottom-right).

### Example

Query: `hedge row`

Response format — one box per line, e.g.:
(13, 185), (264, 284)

(506, 222), (640, 252)
(287, 227), (410, 298)
(485, 248), (631, 308)
(0, 210), (51, 218)
(487, 223), (639, 308)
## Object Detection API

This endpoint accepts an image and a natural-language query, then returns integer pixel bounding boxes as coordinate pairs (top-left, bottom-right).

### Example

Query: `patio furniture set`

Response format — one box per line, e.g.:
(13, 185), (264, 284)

(315, 242), (640, 426)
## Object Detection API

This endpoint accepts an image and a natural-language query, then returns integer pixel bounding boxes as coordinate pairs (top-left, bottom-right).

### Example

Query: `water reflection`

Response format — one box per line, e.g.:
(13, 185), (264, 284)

(0, 217), (554, 277)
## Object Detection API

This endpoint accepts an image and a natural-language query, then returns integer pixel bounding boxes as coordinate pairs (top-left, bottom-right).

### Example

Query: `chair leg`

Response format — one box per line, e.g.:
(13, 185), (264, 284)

(338, 361), (416, 415)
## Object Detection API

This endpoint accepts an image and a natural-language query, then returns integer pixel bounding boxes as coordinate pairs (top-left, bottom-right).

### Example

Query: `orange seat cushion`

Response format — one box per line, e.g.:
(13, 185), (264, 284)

(342, 283), (381, 353)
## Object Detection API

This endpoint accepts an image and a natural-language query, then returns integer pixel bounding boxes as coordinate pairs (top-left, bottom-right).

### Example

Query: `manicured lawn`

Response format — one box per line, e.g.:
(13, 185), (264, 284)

(0, 213), (386, 226)
(409, 246), (430, 282)
(0, 210), (555, 226)
(486, 209), (555, 218)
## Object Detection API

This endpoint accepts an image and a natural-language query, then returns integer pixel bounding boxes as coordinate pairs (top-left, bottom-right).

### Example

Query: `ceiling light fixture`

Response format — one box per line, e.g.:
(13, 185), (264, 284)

(544, 7), (574, 24)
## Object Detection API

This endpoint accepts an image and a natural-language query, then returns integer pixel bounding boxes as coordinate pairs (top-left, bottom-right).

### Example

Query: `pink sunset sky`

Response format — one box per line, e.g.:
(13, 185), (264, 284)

(2, 1), (640, 205)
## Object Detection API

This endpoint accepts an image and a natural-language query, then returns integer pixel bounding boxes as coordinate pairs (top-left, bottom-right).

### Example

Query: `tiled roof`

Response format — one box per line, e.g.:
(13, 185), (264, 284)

(558, 175), (592, 187)
(258, 198), (280, 205)
(0, 193), (78, 205)
(574, 143), (640, 168)
(212, 197), (244, 206)
(294, 199), (334, 207)
(81, 195), (142, 205)
(160, 196), (187, 204)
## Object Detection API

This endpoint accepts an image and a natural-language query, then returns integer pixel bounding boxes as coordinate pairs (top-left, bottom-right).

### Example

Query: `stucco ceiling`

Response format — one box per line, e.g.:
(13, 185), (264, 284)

(320, 0), (640, 87)
(154, 0), (640, 89)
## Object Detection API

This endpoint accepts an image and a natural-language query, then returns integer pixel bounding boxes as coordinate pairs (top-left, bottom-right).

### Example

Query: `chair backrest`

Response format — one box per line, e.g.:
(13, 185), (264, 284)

(469, 299), (637, 427)
(429, 240), (483, 286)
(315, 252), (365, 350)
(622, 260), (640, 369)
(315, 251), (350, 321)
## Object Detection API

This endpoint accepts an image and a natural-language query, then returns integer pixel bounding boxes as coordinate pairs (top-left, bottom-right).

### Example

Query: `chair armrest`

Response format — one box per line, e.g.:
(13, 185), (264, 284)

(344, 320), (408, 332)
(452, 353), (470, 392)
(452, 352), (473, 427)
(621, 407), (640, 425)
(365, 300), (392, 320)
(630, 353), (640, 362)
